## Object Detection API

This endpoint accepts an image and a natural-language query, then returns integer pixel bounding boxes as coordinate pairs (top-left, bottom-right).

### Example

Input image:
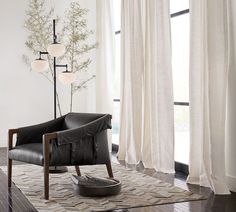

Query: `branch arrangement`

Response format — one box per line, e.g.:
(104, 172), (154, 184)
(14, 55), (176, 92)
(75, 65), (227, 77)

(23, 0), (96, 114)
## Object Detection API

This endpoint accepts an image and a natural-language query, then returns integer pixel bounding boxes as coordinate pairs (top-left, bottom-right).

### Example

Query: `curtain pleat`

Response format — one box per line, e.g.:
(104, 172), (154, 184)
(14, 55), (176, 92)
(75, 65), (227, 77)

(187, 0), (230, 194)
(119, 0), (144, 164)
(96, 0), (115, 150)
(119, 0), (175, 173)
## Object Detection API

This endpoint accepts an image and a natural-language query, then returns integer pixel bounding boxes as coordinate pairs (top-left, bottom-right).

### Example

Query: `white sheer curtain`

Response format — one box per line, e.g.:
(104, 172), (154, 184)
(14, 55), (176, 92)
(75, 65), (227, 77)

(118, 0), (144, 164)
(96, 0), (115, 150)
(119, 0), (175, 173)
(143, 0), (174, 172)
(187, 0), (230, 194)
(226, 0), (236, 193)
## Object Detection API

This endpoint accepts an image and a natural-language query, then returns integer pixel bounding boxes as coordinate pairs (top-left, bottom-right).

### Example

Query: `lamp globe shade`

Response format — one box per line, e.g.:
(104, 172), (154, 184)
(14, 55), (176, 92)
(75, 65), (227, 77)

(31, 59), (49, 72)
(59, 71), (76, 84)
(47, 43), (65, 57)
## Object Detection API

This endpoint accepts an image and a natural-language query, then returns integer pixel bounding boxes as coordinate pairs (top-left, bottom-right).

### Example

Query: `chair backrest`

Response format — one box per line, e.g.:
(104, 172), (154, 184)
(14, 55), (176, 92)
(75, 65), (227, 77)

(63, 113), (106, 129)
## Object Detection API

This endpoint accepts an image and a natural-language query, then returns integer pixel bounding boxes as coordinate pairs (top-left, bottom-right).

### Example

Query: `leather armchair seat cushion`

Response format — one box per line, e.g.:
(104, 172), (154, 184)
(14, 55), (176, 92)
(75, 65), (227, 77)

(9, 143), (43, 166)
(8, 143), (72, 166)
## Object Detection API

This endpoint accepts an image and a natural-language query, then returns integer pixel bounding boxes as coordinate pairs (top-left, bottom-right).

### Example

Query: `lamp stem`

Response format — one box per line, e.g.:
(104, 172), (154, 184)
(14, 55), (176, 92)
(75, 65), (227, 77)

(54, 57), (57, 119)
(53, 19), (56, 43)
(53, 19), (57, 119)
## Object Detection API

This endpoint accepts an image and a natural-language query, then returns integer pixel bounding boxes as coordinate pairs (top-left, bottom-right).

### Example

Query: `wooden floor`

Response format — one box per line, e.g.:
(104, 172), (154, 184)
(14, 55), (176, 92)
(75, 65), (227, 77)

(0, 148), (236, 212)
(0, 169), (37, 212)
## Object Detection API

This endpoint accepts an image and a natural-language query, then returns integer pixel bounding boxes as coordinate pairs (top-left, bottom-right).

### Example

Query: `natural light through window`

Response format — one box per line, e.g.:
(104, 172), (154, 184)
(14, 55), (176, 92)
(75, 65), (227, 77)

(170, 0), (190, 165)
(112, 0), (121, 146)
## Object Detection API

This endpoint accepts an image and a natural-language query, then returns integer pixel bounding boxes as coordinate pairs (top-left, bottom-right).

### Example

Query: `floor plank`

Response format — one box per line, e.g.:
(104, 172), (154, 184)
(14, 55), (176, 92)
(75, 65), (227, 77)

(0, 169), (37, 212)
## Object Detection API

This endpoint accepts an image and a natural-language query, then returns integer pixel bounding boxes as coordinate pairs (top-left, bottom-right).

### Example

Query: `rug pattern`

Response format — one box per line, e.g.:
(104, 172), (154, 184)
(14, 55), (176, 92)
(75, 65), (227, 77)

(2, 164), (203, 211)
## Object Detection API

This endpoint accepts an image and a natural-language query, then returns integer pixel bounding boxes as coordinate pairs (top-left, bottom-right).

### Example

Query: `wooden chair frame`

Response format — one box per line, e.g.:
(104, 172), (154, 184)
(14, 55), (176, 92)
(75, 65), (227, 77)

(7, 129), (114, 200)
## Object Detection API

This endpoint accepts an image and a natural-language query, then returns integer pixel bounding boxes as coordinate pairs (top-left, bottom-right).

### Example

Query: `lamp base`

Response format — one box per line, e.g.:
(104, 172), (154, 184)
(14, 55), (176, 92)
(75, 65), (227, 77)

(49, 166), (68, 173)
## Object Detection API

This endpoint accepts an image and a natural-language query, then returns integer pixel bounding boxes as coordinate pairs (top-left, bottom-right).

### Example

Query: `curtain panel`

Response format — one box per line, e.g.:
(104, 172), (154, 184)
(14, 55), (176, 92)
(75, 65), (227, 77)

(119, 0), (175, 173)
(187, 0), (231, 194)
(226, 0), (236, 193)
(96, 0), (115, 150)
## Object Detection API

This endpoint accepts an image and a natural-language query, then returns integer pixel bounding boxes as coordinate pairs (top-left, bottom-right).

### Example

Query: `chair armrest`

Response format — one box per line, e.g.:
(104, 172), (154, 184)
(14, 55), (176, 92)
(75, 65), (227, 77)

(42, 132), (57, 153)
(42, 132), (57, 168)
(57, 114), (112, 145)
(8, 129), (19, 150)
(16, 116), (65, 146)
(43, 132), (57, 143)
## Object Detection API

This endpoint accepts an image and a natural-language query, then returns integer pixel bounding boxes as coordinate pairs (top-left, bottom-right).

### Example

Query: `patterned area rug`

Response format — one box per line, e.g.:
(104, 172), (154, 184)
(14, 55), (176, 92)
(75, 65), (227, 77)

(1, 164), (203, 211)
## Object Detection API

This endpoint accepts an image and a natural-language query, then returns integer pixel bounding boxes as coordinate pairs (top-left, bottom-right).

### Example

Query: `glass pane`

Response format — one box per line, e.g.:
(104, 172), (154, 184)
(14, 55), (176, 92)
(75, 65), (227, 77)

(170, 0), (189, 14)
(171, 13), (189, 102)
(113, 0), (121, 32)
(174, 105), (189, 164)
(112, 0), (121, 145)
(112, 101), (120, 145)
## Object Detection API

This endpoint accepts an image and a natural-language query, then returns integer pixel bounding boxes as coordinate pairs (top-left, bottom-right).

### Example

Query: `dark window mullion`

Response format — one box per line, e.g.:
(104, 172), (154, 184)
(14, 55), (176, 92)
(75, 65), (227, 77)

(174, 102), (189, 106)
(114, 99), (189, 106)
(171, 9), (189, 18)
(115, 30), (121, 35)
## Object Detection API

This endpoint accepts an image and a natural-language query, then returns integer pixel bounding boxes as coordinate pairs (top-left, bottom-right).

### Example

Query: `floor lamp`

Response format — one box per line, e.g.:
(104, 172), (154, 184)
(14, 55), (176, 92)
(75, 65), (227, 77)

(31, 19), (76, 173)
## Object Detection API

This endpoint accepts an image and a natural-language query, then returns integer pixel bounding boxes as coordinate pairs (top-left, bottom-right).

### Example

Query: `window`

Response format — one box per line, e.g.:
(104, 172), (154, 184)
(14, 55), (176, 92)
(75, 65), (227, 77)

(170, 0), (190, 165)
(112, 1), (190, 166)
(112, 0), (121, 146)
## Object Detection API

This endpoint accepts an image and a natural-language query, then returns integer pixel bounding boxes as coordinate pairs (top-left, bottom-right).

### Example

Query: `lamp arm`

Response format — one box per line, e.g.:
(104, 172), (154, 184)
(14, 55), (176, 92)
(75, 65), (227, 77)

(39, 51), (49, 59)
(55, 64), (68, 69)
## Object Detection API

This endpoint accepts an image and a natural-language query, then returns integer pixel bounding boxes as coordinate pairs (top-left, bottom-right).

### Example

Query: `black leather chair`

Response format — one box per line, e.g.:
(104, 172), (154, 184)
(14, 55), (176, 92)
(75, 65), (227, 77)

(7, 113), (113, 199)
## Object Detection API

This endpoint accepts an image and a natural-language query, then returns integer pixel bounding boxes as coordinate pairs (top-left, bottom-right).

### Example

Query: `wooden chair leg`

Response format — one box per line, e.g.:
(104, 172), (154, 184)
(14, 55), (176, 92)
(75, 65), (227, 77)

(8, 129), (17, 188)
(75, 166), (81, 176)
(44, 164), (49, 200)
(106, 163), (114, 178)
(7, 158), (12, 187)
(43, 136), (50, 200)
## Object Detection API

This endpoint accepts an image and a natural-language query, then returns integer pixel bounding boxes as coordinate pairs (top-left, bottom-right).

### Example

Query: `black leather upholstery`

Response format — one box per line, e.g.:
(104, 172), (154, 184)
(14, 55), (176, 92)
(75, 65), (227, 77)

(8, 113), (112, 167)
(63, 113), (106, 129)
(16, 116), (65, 146)
(57, 113), (111, 145)
(9, 143), (43, 165)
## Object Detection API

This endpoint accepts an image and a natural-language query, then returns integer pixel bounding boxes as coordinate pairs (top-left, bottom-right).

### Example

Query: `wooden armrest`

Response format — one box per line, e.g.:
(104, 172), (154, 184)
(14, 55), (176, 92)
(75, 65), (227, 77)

(43, 132), (57, 143)
(42, 132), (57, 167)
(9, 129), (19, 134)
(8, 129), (19, 150)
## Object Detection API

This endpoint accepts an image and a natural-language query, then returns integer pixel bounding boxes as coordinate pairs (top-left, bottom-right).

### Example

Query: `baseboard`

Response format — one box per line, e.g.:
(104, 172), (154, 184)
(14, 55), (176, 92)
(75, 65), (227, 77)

(227, 175), (236, 192)
(0, 140), (7, 148)
(175, 162), (189, 175)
